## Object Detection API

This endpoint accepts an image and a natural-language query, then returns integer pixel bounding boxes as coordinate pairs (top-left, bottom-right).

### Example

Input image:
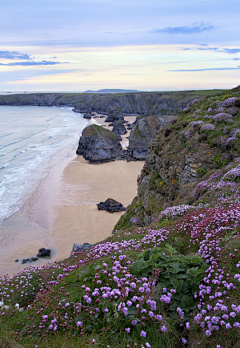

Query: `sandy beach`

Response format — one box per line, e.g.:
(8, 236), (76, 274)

(51, 157), (143, 260)
(0, 115), (143, 277)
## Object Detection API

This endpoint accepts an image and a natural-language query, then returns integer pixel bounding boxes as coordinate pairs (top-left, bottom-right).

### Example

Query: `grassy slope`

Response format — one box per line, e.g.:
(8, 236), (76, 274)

(0, 87), (240, 348)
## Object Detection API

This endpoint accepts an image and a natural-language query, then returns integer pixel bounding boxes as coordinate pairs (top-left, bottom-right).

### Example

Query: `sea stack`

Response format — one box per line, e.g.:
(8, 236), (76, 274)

(76, 124), (123, 162)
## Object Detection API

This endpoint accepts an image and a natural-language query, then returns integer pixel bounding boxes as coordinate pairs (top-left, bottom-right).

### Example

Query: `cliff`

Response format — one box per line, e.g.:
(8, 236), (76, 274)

(127, 114), (176, 160)
(116, 86), (240, 227)
(0, 90), (212, 116)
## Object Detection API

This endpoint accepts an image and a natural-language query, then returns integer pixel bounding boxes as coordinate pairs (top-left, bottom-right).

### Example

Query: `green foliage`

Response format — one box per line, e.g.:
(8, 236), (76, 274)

(153, 146), (159, 154)
(155, 179), (165, 189)
(149, 172), (161, 190)
(211, 154), (230, 169)
(211, 101), (217, 109)
(129, 248), (208, 318)
(196, 166), (208, 177)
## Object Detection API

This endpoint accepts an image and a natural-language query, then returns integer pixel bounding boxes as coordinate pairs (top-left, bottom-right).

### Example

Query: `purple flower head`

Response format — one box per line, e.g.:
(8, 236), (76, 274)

(140, 330), (147, 337)
(213, 113), (233, 124)
(184, 131), (191, 140)
(225, 137), (238, 146)
(190, 120), (203, 127)
(223, 97), (238, 107)
(130, 216), (138, 224)
(230, 128), (240, 138)
(200, 123), (215, 132)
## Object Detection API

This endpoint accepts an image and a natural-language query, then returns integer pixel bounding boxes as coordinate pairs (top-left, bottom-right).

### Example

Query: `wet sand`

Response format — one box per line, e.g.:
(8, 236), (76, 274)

(0, 114), (143, 277)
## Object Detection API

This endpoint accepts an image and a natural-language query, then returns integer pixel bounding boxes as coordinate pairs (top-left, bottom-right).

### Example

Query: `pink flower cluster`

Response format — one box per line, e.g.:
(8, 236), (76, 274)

(190, 120), (203, 127)
(155, 204), (195, 222)
(200, 123), (215, 132)
(223, 97), (239, 107)
(193, 159), (240, 202)
(213, 113), (233, 123)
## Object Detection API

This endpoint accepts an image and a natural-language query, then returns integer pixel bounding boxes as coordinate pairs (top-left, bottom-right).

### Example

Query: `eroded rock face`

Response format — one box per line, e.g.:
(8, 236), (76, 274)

(97, 198), (126, 213)
(76, 124), (123, 162)
(127, 115), (176, 160)
(112, 119), (127, 136)
(105, 106), (124, 122)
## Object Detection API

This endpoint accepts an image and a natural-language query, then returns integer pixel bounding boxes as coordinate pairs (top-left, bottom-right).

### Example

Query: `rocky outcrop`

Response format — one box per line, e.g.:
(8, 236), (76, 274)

(19, 247), (51, 264)
(127, 115), (176, 160)
(76, 124), (123, 162)
(112, 119), (127, 137)
(97, 198), (126, 213)
(105, 106), (124, 122)
(72, 243), (93, 253)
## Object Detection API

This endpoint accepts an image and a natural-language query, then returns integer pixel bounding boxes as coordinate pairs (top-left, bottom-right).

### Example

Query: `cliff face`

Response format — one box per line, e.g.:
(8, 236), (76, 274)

(117, 87), (240, 226)
(127, 115), (176, 160)
(74, 92), (193, 116)
(0, 91), (203, 116)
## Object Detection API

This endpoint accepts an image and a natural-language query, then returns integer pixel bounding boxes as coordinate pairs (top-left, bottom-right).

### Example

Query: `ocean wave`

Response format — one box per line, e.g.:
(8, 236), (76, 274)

(0, 105), (87, 227)
(0, 162), (10, 170)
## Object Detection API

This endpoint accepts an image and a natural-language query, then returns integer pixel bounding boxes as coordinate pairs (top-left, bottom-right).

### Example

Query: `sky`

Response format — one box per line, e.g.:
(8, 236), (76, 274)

(0, 0), (239, 92)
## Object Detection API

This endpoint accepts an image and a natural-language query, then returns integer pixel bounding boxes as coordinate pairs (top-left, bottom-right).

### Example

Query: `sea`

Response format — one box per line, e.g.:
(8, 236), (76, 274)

(0, 105), (88, 228)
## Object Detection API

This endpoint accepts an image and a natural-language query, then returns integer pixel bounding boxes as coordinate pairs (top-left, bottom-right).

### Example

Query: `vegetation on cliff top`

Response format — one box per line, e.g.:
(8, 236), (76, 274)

(1, 87), (240, 348)
(82, 124), (118, 141)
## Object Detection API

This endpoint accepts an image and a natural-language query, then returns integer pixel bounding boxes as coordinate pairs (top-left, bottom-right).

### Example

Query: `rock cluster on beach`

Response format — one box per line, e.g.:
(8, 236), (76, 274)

(76, 124), (124, 162)
(19, 248), (51, 264)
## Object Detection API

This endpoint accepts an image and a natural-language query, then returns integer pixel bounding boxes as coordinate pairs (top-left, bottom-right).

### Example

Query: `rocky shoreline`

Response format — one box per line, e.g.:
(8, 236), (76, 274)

(0, 91), (202, 162)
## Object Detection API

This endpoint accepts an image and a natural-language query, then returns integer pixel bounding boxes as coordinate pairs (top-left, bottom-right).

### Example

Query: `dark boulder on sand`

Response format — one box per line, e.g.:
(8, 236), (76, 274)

(76, 124), (123, 162)
(97, 198), (126, 213)
(37, 248), (51, 257)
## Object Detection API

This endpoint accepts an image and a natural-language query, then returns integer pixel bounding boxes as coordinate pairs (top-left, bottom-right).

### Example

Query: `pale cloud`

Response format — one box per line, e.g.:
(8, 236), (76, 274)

(151, 23), (215, 35)
(183, 46), (240, 55)
(169, 66), (240, 72)
(0, 50), (31, 60)
(0, 61), (68, 66)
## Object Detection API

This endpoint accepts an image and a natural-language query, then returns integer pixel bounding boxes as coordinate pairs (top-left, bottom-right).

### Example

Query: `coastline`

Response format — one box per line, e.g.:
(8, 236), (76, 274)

(0, 114), (143, 277)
